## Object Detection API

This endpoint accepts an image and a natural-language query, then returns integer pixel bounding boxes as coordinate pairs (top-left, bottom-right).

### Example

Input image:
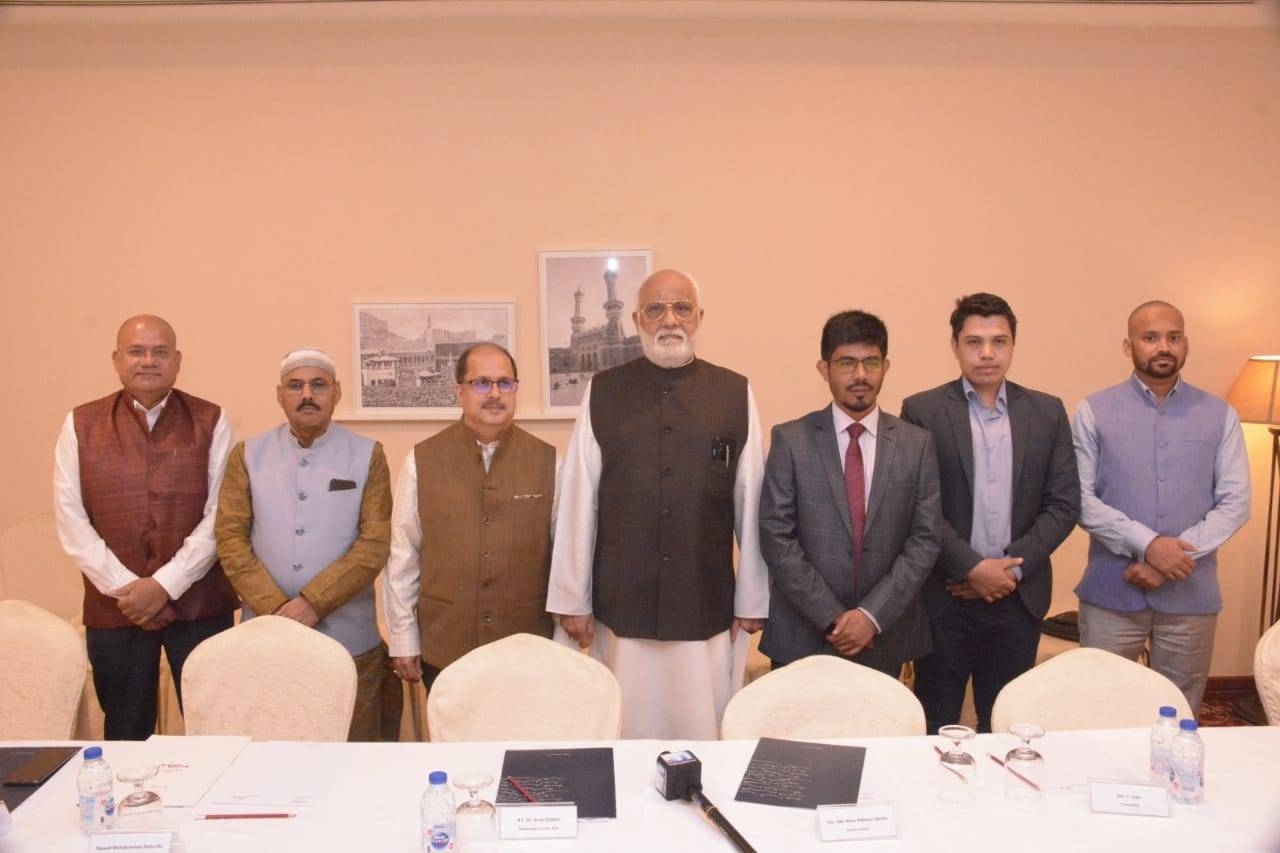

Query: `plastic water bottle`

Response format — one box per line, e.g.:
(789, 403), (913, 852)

(1149, 705), (1179, 782)
(1168, 719), (1205, 804)
(420, 770), (457, 852)
(76, 746), (116, 833)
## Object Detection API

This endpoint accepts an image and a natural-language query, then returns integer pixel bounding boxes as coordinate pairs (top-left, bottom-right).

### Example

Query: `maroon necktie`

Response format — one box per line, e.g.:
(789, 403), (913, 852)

(845, 422), (867, 579)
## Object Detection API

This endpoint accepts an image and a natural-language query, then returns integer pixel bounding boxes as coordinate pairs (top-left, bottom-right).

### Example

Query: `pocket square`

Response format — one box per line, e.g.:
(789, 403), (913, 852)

(329, 479), (358, 491)
(512, 493), (544, 500)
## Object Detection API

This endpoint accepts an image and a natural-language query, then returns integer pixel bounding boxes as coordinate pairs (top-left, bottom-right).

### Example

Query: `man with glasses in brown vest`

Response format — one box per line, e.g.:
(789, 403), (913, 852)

(384, 343), (559, 693)
(547, 269), (769, 739)
(54, 315), (238, 739)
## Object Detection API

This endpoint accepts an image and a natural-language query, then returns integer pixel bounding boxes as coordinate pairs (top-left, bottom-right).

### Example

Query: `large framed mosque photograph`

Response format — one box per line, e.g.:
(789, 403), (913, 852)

(351, 301), (517, 419)
(538, 249), (653, 415)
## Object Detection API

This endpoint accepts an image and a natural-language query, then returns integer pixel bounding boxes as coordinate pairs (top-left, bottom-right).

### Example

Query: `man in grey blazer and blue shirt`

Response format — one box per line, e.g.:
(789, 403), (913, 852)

(901, 293), (1080, 734)
(760, 310), (942, 677)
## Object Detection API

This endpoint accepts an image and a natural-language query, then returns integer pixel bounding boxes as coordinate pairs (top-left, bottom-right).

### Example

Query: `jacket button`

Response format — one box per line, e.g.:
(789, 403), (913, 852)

(292, 563), (302, 571)
(298, 491), (308, 501)
(663, 467), (673, 477)
(481, 550), (491, 559)
(482, 614), (492, 624)
(663, 426), (673, 435)
(295, 527), (305, 535)
(661, 508), (671, 517)
(483, 516), (492, 525)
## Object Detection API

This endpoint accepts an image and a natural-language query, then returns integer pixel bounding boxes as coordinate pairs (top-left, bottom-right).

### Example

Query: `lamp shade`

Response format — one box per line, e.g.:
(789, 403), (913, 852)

(1225, 356), (1280, 425)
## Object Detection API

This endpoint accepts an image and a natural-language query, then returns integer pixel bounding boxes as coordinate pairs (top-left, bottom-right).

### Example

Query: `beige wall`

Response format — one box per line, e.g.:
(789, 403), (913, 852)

(3, 0), (1278, 676)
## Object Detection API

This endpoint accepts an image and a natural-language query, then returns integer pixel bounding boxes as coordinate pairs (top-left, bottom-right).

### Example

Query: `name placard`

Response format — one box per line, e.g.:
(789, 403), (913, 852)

(1089, 780), (1172, 818)
(498, 802), (578, 839)
(88, 831), (173, 852)
(816, 802), (899, 841)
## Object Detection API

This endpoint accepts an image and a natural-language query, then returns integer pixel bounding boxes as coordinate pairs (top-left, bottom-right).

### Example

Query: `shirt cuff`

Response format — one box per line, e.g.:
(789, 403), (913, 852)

(1010, 565), (1024, 583)
(857, 607), (882, 634)
(387, 633), (422, 659)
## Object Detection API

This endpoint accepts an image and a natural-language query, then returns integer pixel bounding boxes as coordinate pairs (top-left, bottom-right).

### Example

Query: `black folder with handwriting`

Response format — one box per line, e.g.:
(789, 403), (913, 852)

(733, 737), (866, 809)
(1, 746), (80, 810)
(495, 747), (616, 819)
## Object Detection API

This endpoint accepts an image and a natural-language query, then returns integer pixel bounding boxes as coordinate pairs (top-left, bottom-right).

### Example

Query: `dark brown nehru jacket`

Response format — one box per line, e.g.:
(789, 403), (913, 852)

(588, 356), (748, 641)
(72, 389), (238, 629)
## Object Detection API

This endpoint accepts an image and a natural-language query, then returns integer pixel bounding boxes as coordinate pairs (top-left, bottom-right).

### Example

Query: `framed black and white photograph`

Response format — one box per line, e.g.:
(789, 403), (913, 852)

(351, 302), (516, 418)
(538, 249), (653, 415)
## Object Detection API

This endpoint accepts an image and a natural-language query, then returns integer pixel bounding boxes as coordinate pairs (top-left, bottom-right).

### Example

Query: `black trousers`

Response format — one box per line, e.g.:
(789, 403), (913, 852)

(913, 596), (1040, 735)
(86, 612), (234, 740)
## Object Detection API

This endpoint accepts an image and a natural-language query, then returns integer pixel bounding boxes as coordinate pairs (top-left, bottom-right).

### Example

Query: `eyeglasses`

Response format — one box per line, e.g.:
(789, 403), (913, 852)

(282, 378), (334, 395)
(639, 300), (698, 323)
(828, 356), (885, 374)
(463, 377), (519, 395)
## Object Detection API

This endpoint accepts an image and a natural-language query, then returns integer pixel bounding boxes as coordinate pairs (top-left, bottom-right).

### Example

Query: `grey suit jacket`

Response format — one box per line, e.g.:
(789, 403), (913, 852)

(899, 379), (1080, 622)
(759, 406), (942, 670)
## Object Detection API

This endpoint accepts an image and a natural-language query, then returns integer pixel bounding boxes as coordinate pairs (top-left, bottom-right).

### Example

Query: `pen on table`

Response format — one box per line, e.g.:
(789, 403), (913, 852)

(933, 745), (967, 782)
(506, 775), (537, 803)
(196, 813), (296, 820)
(987, 753), (1042, 792)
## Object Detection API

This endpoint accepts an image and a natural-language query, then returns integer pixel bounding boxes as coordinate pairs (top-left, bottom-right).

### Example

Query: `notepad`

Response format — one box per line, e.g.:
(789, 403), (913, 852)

(733, 737), (866, 809)
(496, 748), (616, 820)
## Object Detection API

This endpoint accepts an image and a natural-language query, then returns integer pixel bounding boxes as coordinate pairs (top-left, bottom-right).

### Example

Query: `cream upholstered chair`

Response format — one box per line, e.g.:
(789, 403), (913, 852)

(1254, 620), (1280, 725)
(991, 647), (1192, 733)
(0, 599), (87, 738)
(427, 633), (622, 742)
(720, 655), (926, 739)
(182, 615), (357, 741)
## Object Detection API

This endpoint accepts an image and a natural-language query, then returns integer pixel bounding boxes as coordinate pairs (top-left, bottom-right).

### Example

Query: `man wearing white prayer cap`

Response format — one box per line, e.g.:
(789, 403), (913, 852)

(216, 347), (401, 740)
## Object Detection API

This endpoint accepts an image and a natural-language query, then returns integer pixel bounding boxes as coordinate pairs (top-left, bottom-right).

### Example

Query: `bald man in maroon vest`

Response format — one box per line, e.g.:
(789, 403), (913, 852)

(54, 315), (238, 740)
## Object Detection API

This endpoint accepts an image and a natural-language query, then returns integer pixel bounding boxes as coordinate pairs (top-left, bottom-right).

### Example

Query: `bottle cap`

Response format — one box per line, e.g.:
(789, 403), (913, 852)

(429, 770), (447, 785)
(1179, 719), (1198, 731)
(83, 746), (102, 760)
(1159, 706), (1177, 717)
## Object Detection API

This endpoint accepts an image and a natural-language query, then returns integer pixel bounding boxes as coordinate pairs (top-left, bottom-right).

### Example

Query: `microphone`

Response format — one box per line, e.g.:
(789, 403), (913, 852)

(655, 751), (757, 853)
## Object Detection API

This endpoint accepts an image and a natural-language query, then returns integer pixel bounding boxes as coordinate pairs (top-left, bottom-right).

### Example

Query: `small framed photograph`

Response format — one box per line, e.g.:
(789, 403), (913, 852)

(351, 301), (516, 419)
(538, 249), (653, 415)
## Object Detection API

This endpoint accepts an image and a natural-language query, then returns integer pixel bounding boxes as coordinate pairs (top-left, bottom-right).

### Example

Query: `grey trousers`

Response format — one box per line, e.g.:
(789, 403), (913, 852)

(1078, 601), (1216, 713)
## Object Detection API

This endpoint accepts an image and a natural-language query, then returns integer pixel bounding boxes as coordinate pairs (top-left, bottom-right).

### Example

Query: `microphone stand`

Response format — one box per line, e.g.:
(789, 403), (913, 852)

(688, 786), (756, 853)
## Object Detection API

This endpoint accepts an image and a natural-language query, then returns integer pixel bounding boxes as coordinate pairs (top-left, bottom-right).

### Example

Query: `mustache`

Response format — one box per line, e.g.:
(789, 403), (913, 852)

(296, 402), (321, 412)
(481, 400), (506, 409)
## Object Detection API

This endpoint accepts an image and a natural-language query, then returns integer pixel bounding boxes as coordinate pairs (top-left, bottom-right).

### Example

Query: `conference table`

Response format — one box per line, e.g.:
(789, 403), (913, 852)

(3, 726), (1279, 853)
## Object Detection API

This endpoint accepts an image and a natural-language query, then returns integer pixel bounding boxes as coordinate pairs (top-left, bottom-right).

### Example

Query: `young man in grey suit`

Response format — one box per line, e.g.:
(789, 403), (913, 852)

(759, 310), (942, 677)
(901, 293), (1080, 734)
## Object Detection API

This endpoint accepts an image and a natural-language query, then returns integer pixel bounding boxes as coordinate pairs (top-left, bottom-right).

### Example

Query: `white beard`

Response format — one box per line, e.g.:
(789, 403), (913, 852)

(641, 327), (695, 369)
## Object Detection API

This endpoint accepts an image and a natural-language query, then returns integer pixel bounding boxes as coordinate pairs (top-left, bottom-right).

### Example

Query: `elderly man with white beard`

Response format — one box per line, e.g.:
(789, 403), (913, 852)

(547, 269), (769, 739)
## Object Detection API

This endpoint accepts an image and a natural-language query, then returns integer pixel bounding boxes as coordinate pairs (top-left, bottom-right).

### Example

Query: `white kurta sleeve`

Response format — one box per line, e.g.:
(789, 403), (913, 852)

(545, 385), (601, 616)
(383, 450), (424, 658)
(150, 409), (234, 599)
(52, 412), (140, 596)
(733, 383), (770, 619)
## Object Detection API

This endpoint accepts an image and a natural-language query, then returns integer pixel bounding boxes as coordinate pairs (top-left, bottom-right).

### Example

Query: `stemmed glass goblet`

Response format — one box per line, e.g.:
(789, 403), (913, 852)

(116, 766), (162, 829)
(453, 772), (496, 843)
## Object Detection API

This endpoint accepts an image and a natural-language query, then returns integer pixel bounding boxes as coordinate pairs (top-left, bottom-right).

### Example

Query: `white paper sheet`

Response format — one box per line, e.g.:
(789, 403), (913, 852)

(141, 735), (251, 808)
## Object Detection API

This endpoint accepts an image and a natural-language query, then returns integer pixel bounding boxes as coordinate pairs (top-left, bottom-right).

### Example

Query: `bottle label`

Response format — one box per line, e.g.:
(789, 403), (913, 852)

(79, 792), (117, 828)
(423, 821), (456, 851)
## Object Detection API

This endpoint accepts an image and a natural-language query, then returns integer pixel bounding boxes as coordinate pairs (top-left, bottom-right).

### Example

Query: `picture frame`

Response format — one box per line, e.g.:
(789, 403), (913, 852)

(538, 249), (653, 415)
(350, 301), (517, 419)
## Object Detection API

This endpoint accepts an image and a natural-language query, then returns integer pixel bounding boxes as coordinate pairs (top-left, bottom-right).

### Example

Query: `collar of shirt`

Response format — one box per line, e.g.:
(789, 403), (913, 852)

(130, 391), (172, 431)
(961, 376), (1008, 415)
(290, 424), (334, 451)
(1130, 372), (1183, 406)
(478, 439), (499, 473)
(830, 401), (879, 438)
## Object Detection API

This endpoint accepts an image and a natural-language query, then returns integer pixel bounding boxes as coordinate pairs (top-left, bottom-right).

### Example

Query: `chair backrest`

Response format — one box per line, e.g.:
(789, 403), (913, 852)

(720, 654), (925, 739)
(1254, 620), (1280, 725)
(182, 615), (357, 741)
(991, 647), (1192, 733)
(0, 512), (85, 625)
(0, 599), (87, 738)
(426, 634), (622, 742)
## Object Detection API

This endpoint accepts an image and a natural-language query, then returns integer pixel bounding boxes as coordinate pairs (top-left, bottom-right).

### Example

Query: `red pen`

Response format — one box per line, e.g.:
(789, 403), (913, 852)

(506, 775), (537, 803)
(196, 813), (296, 820)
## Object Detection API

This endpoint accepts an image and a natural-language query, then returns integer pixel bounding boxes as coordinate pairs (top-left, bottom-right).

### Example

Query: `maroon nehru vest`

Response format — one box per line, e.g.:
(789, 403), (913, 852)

(72, 389), (238, 629)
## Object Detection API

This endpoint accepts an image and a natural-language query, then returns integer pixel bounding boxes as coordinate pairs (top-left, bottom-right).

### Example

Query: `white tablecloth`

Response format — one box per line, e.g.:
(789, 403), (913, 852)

(4, 727), (1279, 853)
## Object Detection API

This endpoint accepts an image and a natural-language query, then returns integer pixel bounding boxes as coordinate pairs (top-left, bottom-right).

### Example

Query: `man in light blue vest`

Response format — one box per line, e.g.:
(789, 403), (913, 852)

(1073, 301), (1250, 711)
(216, 347), (400, 740)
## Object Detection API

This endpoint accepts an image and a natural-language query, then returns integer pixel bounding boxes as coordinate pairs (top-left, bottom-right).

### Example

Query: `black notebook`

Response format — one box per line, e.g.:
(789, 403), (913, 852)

(733, 737), (866, 809)
(1, 746), (80, 810)
(495, 747), (616, 819)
